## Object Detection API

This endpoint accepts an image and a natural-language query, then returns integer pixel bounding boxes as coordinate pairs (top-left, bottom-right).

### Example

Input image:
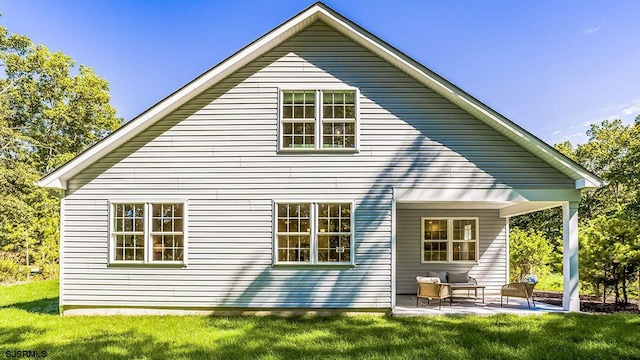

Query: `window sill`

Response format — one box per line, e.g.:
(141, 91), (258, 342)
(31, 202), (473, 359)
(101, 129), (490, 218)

(272, 263), (356, 270)
(108, 262), (186, 268)
(278, 148), (358, 154)
(421, 261), (479, 265)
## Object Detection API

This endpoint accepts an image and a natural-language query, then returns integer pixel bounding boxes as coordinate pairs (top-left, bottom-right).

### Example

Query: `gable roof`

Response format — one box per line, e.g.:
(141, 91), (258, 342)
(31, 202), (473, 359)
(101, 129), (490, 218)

(38, 2), (603, 190)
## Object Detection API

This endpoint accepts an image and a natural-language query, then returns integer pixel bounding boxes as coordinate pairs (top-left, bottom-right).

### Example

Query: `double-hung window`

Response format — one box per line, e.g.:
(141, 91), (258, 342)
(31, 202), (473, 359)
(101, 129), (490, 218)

(110, 202), (187, 264)
(275, 202), (354, 264)
(421, 217), (478, 263)
(280, 89), (358, 151)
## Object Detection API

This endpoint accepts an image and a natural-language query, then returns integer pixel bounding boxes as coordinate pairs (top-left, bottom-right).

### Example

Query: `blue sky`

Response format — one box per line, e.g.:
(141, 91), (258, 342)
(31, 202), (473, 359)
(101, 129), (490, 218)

(1, 0), (639, 145)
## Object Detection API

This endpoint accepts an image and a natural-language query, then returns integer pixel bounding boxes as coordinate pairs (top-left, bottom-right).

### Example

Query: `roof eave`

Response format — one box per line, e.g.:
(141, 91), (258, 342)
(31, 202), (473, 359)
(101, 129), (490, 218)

(37, 4), (324, 189)
(38, 2), (603, 191)
(314, 5), (603, 190)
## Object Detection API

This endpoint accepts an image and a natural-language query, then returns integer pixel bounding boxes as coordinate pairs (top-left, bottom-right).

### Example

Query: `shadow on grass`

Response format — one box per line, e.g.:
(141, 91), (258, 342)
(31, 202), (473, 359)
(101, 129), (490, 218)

(193, 314), (640, 360)
(0, 297), (59, 315)
(1, 314), (639, 359)
(0, 328), (215, 360)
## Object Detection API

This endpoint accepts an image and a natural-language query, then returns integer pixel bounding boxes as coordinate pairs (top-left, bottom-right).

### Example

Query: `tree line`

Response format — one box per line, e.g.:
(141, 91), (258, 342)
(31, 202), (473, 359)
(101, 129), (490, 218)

(510, 118), (640, 304)
(0, 24), (121, 281)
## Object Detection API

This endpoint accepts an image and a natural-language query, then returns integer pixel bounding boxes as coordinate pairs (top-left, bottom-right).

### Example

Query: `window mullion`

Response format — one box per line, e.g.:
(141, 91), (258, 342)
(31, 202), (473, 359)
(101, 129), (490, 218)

(316, 90), (321, 150)
(311, 202), (317, 263)
(145, 203), (150, 263)
(448, 219), (453, 263)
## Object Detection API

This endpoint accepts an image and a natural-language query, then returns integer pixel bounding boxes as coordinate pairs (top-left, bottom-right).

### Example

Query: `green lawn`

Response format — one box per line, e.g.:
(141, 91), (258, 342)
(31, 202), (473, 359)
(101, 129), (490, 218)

(1, 280), (640, 359)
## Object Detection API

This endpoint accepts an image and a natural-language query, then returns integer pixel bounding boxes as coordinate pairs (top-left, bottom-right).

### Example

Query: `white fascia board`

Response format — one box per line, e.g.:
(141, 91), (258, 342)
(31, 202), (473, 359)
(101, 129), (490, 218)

(394, 188), (582, 203)
(499, 202), (562, 218)
(575, 178), (601, 190)
(38, 6), (322, 190)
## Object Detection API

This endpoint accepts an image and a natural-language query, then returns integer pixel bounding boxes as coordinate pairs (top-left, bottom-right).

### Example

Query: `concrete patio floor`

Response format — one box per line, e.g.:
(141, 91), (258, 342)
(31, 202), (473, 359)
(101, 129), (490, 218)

(393, 294), (565, 316)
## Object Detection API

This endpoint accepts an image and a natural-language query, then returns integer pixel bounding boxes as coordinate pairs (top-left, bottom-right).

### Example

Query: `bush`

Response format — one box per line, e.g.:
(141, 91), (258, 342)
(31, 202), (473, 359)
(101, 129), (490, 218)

(0, 258), (24, 283)
(509, 228), (553, 282)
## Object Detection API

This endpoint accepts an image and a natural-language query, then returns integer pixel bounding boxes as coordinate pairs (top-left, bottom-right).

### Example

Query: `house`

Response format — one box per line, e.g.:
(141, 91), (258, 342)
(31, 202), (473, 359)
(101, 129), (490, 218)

(39, 2), (602, 315)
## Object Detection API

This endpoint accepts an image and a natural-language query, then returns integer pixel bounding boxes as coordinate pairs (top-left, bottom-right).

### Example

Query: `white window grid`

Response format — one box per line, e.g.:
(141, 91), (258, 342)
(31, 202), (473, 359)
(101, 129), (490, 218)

(150, 203), (185, 262)
(421, 217), (479, 264)
(274, 201), (355, 265)
(279, 88), (359, 151)
(281, 90), (316, 149)
(109, 201), (187, 264)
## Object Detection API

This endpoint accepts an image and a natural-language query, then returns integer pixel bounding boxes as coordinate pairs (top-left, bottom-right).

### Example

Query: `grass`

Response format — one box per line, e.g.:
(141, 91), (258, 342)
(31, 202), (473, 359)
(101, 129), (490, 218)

(536, 273), (563, 292)
(2, 280), (640, 359)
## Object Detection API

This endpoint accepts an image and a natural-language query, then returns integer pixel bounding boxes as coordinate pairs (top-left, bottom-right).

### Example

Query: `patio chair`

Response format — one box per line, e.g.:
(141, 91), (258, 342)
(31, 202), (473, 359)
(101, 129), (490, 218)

(500, 278), (537, 309)
(416, 278), (452, 310)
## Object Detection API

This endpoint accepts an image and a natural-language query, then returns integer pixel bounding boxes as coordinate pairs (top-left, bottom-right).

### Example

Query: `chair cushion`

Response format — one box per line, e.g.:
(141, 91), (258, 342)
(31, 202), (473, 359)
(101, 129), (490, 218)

(447, 271), (470, 283)
(426, 271), (448, 283)
(416, 276), (440, 283)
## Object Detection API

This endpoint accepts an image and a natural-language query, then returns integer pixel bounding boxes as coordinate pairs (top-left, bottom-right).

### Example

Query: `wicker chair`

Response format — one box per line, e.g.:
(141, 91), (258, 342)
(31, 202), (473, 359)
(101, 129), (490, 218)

(416, 280), (452, 309)
(500, 281), (537, 309)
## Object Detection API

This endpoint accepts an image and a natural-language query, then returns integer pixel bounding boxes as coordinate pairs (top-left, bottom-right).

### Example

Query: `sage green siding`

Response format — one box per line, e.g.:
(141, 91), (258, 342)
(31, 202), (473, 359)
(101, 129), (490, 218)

(61, 21), (573, 311)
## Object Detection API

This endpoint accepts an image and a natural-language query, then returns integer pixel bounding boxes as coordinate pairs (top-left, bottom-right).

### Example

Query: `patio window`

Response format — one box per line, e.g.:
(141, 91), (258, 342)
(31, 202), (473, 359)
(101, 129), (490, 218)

(421, 217), (478, 263)
(275, 202), (354, 264)
(110, 202), (187, 264)
(279, 89), (358, 151)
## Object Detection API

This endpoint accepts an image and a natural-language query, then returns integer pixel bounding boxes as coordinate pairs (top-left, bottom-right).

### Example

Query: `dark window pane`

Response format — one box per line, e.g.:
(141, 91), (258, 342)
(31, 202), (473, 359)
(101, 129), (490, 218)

(304, 106), (314, 119)
(345, 91), (355, 104)
(283, 136), (292, 148)
(283, 92), (293, 104)
(124, 249), (134, 260)
(323, 105), (333, 118)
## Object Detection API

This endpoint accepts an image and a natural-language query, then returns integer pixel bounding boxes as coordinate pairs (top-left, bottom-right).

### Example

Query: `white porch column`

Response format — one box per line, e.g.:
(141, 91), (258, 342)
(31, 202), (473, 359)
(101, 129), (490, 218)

(562, 201), (580, 312)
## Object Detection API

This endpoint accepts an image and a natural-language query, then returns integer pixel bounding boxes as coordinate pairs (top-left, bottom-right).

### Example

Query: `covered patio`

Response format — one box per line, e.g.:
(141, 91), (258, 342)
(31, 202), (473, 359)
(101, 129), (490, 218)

(393, 294), (565, 316)
(391, 187), (583, 312)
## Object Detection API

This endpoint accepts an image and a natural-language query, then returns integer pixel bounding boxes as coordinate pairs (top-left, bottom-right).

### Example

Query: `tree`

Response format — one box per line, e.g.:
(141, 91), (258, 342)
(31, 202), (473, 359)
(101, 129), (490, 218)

(569, 120), (637, 220)
(580, 206), (640, 303)
(512, 118), (640, 300)
(0, 23), (122, 281)
(509, 228), (553, 282)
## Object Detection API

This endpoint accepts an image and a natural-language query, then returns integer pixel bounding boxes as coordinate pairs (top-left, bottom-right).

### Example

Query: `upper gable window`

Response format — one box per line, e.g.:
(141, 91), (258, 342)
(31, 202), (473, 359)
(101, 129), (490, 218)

(279, 89), (358, 152)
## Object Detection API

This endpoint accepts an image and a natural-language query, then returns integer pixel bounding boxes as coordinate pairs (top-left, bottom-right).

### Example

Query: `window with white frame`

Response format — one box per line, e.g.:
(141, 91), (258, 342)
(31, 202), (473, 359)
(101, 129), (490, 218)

(275, 202), (354, 264)
(421, 217), (478, 263)
(111, 202), (186, 263)
(280, 89), (357, 151)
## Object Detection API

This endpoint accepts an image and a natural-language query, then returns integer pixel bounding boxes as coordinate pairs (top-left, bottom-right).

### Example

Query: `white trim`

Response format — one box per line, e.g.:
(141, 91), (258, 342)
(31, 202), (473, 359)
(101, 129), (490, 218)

(498, 201), (561, 218)
(562, 201), (580, 312)
(420, 217), (480, 264)
(59, 193), (66, 309)
(395, 188), (582, 203)
(182, 201), (189, 266)
(273, 201), (355, 266)
(37, 3), (602, 190)
(277, 88), (359, 152)
(108, 200), (188, 265)
(505, 217), (510, 283)
(390, 194), (396, 308)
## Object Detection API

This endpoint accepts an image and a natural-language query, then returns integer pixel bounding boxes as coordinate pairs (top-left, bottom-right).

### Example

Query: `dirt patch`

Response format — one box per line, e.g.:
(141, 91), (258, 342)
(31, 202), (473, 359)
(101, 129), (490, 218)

(534, 290), (640, 314)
